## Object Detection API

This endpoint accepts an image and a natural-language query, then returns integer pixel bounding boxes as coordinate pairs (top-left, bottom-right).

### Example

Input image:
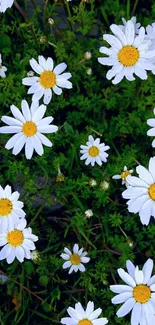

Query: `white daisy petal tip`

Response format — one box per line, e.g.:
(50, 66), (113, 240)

(22, 56), (72, 104)
(80, 135), (110, 167)
(61, 244), (90, 274)
(60, 301), (108, 325)
(0, 0), (14, 13)
(0, 54), (7, 77)
(110, 259), (155, 324)
(0, 100), (58, 159)
(98, 17), (154, 83)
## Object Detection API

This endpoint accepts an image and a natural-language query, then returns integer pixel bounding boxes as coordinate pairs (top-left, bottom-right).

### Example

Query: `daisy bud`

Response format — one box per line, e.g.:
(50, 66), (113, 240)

(84, 51), (92, 60)
(48, 18), (54, 25)
(40, 36), (47, 44)
(31, 250), (40, 262)
(56, 168), (65, 183)
(27, 70), (34, 77)
(85, 209), (93, 218)
(86, 67), (92, 75)
(100, 180), (109, 190)
(89, 179), (97, 187)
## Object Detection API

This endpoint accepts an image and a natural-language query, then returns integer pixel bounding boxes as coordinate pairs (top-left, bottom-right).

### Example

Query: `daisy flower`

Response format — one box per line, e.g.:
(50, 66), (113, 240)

(0, 219), (38, 264)
(60, 244), (90, 274)
(80, 135), (110, 167)
(122, 157), (155, 225)
(147, 108), (155, 147)
(0, 100), (58, 160)
(0, 0), (14, 12)
(0, 185), (25, 233)
(61, 301), (108, 325)
(112, 166), (133, 187)
(110, 259), (155, 325)
(98, 19), (155, 84)
(22, 55), (72, 105)
(118, 16), (141, 34)
(0, 54), (7, 78)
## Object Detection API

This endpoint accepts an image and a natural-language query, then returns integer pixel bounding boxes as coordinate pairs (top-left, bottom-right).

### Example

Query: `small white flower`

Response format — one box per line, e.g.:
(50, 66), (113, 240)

(89, 179), (97, 187)
(0, 185), (25, 233)
(98, 19), (155, 84)
(0, 0), (14, 12)
(61, 301), (108, 325)
(86, 68), (92, 75)
(22, 55), (72, 105)
(122, 157), (155, 225)
(112, 166), (133, 187)
(100, 180), (109, 190)
(0, 219), (38, 264)
(31, 250), (40, 261)
(48, 18), (54, 25)
(110, 259), (155, 325)
(147, 108), (155, 147)
(0, 100), (58, 160)
(80, 135), (110, 167)
(118, 16), (141, 34)
(85, 209), (93, 218)
(60, 244), (90, 274)
(84, 52), (92, 60)
(0, 54), (7, 78)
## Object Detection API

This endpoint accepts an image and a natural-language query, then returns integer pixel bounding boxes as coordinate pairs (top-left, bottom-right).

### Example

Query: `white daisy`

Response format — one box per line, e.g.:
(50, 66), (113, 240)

(80, 135), (110, 167)
(110, 259), (155, 325)
(122, 157), (155, 225)
(0, 0), (14, 12)
(98, 19), (155, 84)
(147, 108), (155, 147)
(0, 185), (25, 234)
(112, 166), (133, 187)
(0, 100), (58, 160)
(118, 16), (141, 34)
(0, 219), (38, 264)
(0, 54), (7, 78)
(60, 243), (90, 274)
(22, 55), (72, 105)
(61, 301), (108, 325)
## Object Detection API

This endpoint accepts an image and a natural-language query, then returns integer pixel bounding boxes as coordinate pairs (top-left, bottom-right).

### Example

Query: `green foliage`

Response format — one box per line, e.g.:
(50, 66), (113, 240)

(0, 0), (155, 324)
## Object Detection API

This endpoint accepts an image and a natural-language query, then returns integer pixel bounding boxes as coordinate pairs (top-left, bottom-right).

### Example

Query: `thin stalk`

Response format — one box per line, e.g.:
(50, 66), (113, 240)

(65, 0), (74, 32)
(132, 0), (139, 16)
(29, 199), (47, 226)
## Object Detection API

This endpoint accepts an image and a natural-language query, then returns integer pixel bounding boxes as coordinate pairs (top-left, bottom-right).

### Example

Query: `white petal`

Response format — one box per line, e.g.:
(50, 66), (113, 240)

(53, 62), (67, 75)
(5, 133), (23, 150)
(30, 58), (44, 74)
(139, 199), (153, 225)
(32, 104), (46, 123)
(126, 260), (136, 279)
(118, 269), (136, 287)
(0, 244), (12, 259)
(110, 284), (133, 293)
(43, 88), (52, 105)
(134, 267), (144, 284)
(22, 76), (39, 86)
(110, 24), (127, 45)
(46, 57), (54, 71)
(53, 85), (62, 95)
(112, 292), (133, 304)
(12, 134), (26, 155)
(36, 132), (52, 147)
(62, 261), (72, 269)
(116, 297), (135, 317)
(15, 246), (25, 263)
(131, 302), (142, 325)
(33, 135), (44, 156)
(1, 116), (23, 126)
(125, 21), (135, 45)
(103, 34), (122, 49)
(89, 308), (102, 321)
(86, 302), (94, 317)
(37, 125), (58, 133)
(6, 248), (15, 264)
(136, 165), (154, 185)
(149, 157), (155, 181)
(25, 137), (34, 159)
(142, 259), (153, 284)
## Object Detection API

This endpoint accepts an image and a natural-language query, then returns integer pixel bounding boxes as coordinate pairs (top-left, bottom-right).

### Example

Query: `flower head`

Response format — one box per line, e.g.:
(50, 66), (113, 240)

(110, 259), (155, 325)
(89, 179), (97, 187)
(112, 166), (133, 187)
(0, 185), (25, 233)
(60, 301), (108, 325)
(84, 52), (92, 60)
(122, 157), (155, 225)
(60, 244), (90, 274)
(98, 19), (155, 84)
(0, 219), (38, 264)
(0, 54), (7, 78)
(147, 108), (155, 147)
(31, 250), (40, 262)
(85, 209), (93, 218)
(80, 135), (110, 167)
(0, 0), (14, 12)
(22, 55), (72, 104)
(100, 180), (110, 190)
(0, 100), (58, 159)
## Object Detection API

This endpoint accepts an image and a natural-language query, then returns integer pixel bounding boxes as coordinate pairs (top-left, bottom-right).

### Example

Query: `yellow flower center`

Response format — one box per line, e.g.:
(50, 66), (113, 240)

(0, 199), (13, 216)
(120, 170), (130, 180)
(70, 253), (81, 265)
(7, 230), (24, 247)
(133, 285), (151, 303)
(39, 71), (56, 89)
(118, 46), (139, 66)
(88, 146), (99, 157)
(22, 121), (37, 137)
(78, 320), (92, 325)
(148, 184), (155, 200)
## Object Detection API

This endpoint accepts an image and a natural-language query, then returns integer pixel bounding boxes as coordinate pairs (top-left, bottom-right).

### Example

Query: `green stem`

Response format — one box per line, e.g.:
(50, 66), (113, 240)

(132, 0), (139, 16)
(65, 0), (74, 32)
(29, 199), (47, 226)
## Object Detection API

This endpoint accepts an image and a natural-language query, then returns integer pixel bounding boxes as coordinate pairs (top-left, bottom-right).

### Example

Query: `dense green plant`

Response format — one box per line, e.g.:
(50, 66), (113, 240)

(0, 0), (155, 324)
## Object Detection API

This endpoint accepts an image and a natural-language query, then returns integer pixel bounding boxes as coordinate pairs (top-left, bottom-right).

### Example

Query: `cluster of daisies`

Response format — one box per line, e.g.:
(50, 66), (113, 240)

(2, 3), (155, 324)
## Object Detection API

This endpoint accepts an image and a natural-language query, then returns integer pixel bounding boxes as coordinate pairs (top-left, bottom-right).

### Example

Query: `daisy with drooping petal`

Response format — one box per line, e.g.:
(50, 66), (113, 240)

(0, 0), (14, 12)
(98, 19), (155, 84)
(118, 16), (141, 34)
(0, 185), (25, 234)
(61, 301), (108, 325)
(60, 244), (90, 274)
(22, 55), (72, 105)
(122, 157), (155, 225)
(80, 135), (110, 167)
(0, 219), (38, 264)
(0, 54), (7, 78)
(0, 100), (58, 160)
(147, 108), (155, 147)
(110, 259), (155, 325)
(112, 166), (133, 187)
